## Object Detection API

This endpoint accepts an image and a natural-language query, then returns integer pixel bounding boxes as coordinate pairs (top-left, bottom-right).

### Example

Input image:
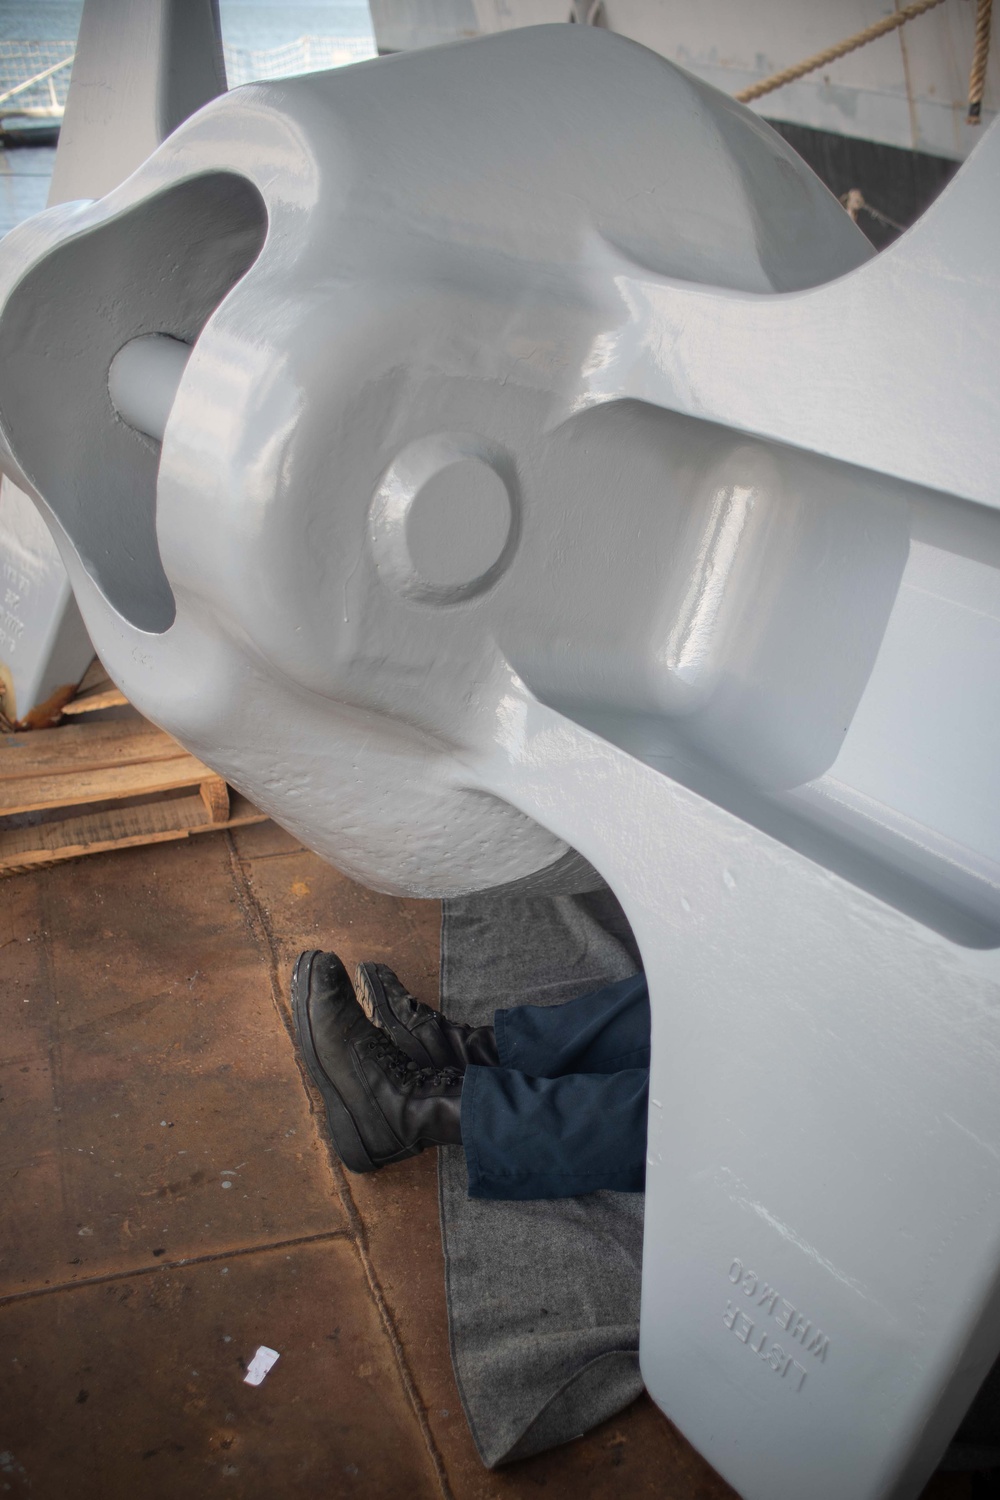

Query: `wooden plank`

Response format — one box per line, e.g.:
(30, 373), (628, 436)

(1, 792), (213, 859)
(62, 687), (129, 715)
(0, 752), (217, 817)
(0, 792), (266, 873)
(199, 776), (230, 823)
(1, 710), (145, 756)
(0, 691), (268, 875)
(73, 657), (111, 697)
(61, 658), (129, 716)
(0, 723), (179, 781)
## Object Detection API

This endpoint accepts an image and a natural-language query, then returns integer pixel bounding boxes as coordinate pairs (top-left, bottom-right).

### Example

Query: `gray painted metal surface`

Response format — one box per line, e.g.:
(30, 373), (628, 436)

(0, 0), (226, 721)
(0, 25), (997, 1499)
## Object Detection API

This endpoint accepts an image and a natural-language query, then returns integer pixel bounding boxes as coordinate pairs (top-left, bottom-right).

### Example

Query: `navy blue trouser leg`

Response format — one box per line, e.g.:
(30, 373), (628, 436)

(461, 974), (651, 1200)
(496, 973), (650, 1075)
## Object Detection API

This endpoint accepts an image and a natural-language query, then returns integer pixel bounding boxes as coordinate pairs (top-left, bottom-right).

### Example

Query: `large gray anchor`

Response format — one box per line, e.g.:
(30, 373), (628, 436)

(1, 23), (998, 1500)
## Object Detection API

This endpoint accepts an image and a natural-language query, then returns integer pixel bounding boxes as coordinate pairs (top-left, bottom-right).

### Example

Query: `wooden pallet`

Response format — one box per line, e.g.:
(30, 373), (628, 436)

(60, 655), (129, 718)
(0, 682), (266, 875)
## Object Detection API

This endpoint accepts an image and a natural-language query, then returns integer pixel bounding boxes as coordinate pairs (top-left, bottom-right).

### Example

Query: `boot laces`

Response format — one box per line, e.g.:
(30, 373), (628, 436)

(365, 1034), (461, 1090)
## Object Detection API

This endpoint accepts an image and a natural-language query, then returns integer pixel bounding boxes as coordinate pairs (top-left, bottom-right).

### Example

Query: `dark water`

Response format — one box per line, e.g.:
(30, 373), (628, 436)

(0, 1), (374, 234)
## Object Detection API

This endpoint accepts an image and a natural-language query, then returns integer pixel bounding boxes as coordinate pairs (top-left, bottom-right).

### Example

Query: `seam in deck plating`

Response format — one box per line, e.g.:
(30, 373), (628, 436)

(222, 832), (458, 1500)
(0, 1226), (352, 1307)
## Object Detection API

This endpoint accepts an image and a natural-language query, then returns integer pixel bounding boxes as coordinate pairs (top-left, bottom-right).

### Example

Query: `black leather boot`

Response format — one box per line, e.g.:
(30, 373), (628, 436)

(354, 961), (499, 1071)
(291, 950), (463, 1174)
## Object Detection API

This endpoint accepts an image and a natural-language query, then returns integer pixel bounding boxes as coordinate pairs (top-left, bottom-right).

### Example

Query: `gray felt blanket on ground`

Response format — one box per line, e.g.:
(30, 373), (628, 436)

(437, 861), (646, 1467)
(436, 868), (1000, 1476)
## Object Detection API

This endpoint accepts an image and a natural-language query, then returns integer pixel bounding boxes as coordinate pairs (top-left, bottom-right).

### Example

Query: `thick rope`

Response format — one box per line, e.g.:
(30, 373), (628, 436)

(734, 0), (949, 105)
(967, 0), (993, 121)
(840, 187), (906, 232)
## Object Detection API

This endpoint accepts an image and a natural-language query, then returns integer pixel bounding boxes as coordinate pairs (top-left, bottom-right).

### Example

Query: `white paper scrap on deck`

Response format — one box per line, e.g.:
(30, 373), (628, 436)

(244, 1346), (280, 1386)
